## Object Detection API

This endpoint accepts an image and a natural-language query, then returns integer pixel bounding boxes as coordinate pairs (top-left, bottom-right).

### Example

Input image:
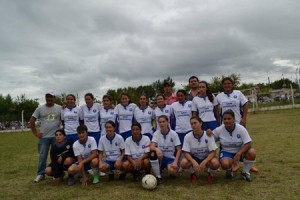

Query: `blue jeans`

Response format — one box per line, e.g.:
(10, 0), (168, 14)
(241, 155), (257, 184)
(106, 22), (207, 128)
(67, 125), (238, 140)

(37, 137), (56, 175)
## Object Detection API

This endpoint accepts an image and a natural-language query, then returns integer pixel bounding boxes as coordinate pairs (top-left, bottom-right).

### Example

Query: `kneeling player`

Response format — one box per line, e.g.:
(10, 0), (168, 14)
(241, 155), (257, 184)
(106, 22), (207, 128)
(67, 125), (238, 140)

(68, 125), (99, 186)
(98, 121), (126, 181)
(122, 123), (151, 181)
(181, 117), (220, 183)
(150, 115), (181, 183)
(45, 129), (75, 185)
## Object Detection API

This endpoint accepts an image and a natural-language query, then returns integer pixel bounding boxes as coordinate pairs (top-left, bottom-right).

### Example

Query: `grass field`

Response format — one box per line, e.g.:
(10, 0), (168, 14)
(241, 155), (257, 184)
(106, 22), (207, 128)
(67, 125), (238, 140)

(0, 109), (299, 200)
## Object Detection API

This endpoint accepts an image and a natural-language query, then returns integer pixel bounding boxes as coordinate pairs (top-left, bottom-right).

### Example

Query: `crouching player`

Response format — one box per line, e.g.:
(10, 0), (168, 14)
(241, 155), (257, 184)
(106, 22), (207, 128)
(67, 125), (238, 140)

(68, 125), (99, 186)
(122, 123), (151, 181)
(45, 129), (75, 185)
(150, 115), (181, 183)
(213, 109), (256, 181)
(181, 117), (220, 183)
(98, 121), (126, 181)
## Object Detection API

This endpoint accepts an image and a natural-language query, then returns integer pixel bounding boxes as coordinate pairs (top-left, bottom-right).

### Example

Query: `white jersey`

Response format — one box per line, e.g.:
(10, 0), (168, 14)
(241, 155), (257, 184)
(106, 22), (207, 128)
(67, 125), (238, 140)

(98, 133), (125, 161)
(154, 105), (172, 131)
(134, 106), (155, 135)
(216, 90), (248, 123)
(182, 131), (218, 160)
(125, 135), (150, 160)
(171, 101), (193, 133)
(115, 103), (137, 133)
(81, 103), (101, 132)
(73, 136), (97, 159)
(99, 107), (117, 136)
(192, 96), (218, 122)
(213, 123), (252, 154)
(152, 129), (181, 159)
(61, 106), (83, 135)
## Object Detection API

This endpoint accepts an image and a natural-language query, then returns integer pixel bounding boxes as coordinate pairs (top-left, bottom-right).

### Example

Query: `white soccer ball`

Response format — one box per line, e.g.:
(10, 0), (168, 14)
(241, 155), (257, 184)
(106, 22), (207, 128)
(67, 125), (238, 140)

(142, 174), (157, 190)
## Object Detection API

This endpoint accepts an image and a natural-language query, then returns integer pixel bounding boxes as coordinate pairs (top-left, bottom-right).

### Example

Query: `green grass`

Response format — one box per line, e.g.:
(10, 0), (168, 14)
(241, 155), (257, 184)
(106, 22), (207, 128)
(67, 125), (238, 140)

(1, 109), (300, 200)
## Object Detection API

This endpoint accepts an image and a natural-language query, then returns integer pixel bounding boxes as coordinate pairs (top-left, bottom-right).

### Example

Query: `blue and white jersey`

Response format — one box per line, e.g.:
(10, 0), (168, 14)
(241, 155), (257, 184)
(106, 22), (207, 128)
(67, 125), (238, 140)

(98, 133), (125, 161)
(182, 131), (218, 160)
(152, 129), (181, 159)
(213, 123), (252, 154)
(100, 107), (117, 136)
(61, 106), (83, 135)
(192, 96), (218, 122)
(216, 90), (248, 123)
(81, 103), (101, 132)
(115, 103), (137, 133)
(154, 105), (172, 131)
(73, 136), (97, 159)
(125, 135), (150, 160)
(134, 106), (155, 135)
(171, 101), (193, 133)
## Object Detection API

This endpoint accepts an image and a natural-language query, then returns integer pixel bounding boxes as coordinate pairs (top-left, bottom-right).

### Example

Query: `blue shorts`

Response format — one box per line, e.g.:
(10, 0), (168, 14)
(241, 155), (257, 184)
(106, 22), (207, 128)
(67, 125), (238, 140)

(177, 132), (190, 146)
(202, 121), (218, 131)
(219, 151), (244, 162)
(88, 131), (101, 145)
(120, 130), (132, 141)
(143, 133), (153, 140)
(75, 162), (91, 171)
(104, 160), (116, 170)
(66, 133), (79, 143)
(191, 155), (205, 164)
(161, 156), (175, 169)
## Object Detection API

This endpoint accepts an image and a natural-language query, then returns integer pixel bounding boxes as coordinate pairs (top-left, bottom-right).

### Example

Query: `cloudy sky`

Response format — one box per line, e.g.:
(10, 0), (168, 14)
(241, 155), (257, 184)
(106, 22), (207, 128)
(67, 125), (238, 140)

(1, 0), (300, 104)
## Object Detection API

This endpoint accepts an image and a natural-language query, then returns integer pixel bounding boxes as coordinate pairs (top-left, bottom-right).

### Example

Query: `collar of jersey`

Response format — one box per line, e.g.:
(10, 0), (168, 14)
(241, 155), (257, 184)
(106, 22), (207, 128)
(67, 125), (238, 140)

(179, 101), (186, 106)
(55, 140), (67, 148)
(86, 103), (94, 110)
(224, 90), (233, 97)
(161, 129), (170, 139)
(139, 105), (148, 111)
(225, 123), (236, 135)
(193, 131), (204, 142)
(67, 105), (76, 111)
(106, 133), (116, 142)
(157, 104), (166, 110)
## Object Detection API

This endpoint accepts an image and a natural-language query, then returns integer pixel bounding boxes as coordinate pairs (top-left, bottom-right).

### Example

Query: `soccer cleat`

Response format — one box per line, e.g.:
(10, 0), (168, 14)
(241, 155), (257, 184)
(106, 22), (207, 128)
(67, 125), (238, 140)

(34, 175), (45, 183)
(93, 175), (100, 184)
(250, 166), (259, 173)
(207, 174), (214, 184)
(67, 176), (75, 186)
(100, 172), (106, 177)
(132, 171), (140, 182)
(241, 171), (252, 182)
(190, 173), (198, 183)
(225, 169), (233, 179)
(108, 173), (114, 181)
(119, 173), (126, 180)
(156, 177), (162, 185)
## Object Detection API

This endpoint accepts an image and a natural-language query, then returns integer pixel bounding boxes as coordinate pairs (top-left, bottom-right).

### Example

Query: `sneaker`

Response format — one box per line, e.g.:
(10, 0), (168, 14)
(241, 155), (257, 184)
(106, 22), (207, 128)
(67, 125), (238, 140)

(250, 166), (259, 173)
(156, 177), (162, 185)
(241, 171), (252, 182)
(207, 174), (214, 184)
(67, 177), (75, 186)
(190, 173), (198, 183)
(93, 175), (100, 184)
(108, 173), (114, 181)
(34, 175), (45, 183)
(132, 171), (140, 182)
(119, 173), (126, 180)
(100, 172), (106, 177)
(225, 169), (233, 179)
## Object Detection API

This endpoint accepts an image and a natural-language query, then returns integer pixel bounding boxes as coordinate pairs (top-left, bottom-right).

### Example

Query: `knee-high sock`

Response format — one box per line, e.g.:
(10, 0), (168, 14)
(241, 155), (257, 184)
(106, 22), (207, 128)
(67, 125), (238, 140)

(243, 159), (255, 173)
(150, 159), (161, 178)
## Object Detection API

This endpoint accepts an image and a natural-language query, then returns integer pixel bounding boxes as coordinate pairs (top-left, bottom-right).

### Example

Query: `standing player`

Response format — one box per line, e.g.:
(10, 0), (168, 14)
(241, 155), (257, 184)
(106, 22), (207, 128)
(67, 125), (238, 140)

(163, 80), (177, 105)
(115, 92), (137, 140)
(98, 121), (126, 181)
(122, 123), (151, 181)
(213, 110), (256, 181)
(153, 94), (172, 131)
(68, 125), (100, 186)
(45, 129), (75, 185)
(30, 91), (62, 183)
(186, 76), (200, 101)
(170, 89), (193, 145)
(181, 117), (220, 183)
(192, 81), (219, 130)
(150, 115), (181, 182)
(134, 94), (155, 140)
(61, 94), (84, 143)
(81, 93), (101, 145)
(100, 95), (117, 136)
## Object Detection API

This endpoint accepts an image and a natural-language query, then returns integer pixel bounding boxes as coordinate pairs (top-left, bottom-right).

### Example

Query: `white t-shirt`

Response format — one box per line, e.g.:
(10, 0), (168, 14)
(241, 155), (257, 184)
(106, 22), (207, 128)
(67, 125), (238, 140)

(115, 103), (137, 133)
(192, 96), (218, 122)
(81, 103), (101, 132)
(152, 129), (181, 159)
(134, 106), (155, 135)
(98, 133), (125, 161)
(216, 90), (248, 123)
(125, 135), (150, 160)
(61, 106), (83, 135)
(213, 123), (252, 154)
(154, 105), (172, 131)
(99, 107), (117, 136)
(73, 136), (97, 159)
(182, 131), (218, 160)
(171, 101), (193, 133)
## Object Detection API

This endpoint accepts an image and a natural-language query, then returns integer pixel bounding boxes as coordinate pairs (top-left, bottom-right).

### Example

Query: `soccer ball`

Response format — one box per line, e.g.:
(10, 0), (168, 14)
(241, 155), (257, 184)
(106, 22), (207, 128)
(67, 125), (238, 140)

(142, 174), (157, 190)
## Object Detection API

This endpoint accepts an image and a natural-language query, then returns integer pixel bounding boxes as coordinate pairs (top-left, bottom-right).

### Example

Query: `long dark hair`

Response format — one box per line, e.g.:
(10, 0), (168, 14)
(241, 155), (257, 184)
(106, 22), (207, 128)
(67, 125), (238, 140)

(200, 81), (214, 103)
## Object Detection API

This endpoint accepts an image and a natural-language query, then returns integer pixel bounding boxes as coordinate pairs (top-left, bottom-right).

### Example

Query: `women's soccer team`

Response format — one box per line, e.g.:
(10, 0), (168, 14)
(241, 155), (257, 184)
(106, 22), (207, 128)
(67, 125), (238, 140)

(40, 76), (257, 187)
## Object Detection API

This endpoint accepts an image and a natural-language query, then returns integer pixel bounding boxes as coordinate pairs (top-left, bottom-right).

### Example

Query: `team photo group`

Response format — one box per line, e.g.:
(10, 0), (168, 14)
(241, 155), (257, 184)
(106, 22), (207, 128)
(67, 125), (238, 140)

(30, 76), (258, 188)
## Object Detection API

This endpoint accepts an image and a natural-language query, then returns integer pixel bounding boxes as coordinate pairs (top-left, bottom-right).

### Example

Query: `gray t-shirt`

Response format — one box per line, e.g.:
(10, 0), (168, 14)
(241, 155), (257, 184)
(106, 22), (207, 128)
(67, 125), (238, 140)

(32, 104), (62, 138)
